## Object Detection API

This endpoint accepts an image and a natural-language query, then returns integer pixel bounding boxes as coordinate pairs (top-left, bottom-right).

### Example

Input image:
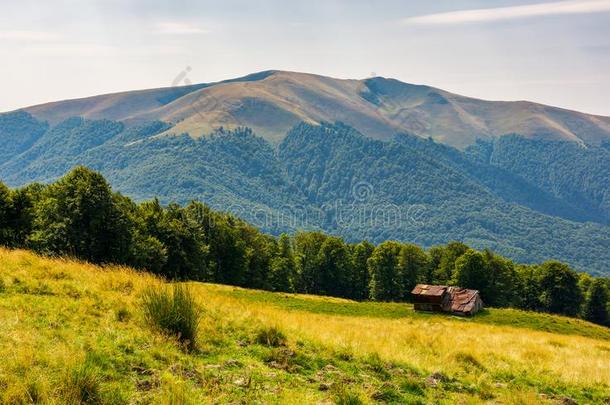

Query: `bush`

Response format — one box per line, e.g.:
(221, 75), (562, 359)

(255, 326), (287, 347)
(140, 284), (201, 350)
(61, 360), (102, 404)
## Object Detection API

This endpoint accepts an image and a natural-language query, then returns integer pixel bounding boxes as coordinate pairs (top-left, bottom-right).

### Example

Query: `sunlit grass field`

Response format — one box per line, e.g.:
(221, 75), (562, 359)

(0, 248), (608, 404)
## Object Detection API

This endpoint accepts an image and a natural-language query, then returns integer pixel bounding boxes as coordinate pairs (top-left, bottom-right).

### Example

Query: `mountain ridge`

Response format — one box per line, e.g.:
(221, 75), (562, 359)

(10, 70), (610, 148)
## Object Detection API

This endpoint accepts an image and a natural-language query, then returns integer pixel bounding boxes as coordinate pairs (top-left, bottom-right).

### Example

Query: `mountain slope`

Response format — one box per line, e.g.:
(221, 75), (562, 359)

(466, 136), (610, 225)
(278, 123), (610, 274)
(1, 248), (608, 404)
(1, 113), (609, 275)
(15, 70), (610, 148)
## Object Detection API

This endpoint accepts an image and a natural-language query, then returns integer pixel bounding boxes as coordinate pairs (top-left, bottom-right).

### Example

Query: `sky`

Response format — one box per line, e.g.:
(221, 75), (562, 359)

(1, 0), (610, 115)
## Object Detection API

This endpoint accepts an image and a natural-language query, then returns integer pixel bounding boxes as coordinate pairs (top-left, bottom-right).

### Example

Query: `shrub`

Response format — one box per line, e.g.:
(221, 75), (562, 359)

(140, 284), (201, 350)
(61, 360), (102, 404)
(255, 326), (287, 347)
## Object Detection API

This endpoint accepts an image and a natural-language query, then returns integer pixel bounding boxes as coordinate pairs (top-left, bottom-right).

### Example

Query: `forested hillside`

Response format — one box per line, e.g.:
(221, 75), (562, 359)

(466, 135), (610, 224)
(1, 167), (608, 326)
(0, 111), (609, 275)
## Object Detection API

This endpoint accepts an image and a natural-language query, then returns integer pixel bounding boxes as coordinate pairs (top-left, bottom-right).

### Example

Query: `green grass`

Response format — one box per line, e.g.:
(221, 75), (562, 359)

(0, 248), (608, 404)
(140, 284), (201, 350)
(220, 287), (610, 341)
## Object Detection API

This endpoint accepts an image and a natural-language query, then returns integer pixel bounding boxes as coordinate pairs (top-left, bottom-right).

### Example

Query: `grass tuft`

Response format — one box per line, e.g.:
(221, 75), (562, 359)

(115, 306), (131, 322)
(332, 385), (363, 405)
(140, 284), (201, 350)
(255, 326), (287, 347)
(371, 382), (401, 402)
(366, 352), (390, 378)
(61, 360), (102, 404)
(454, 351), (485, 369)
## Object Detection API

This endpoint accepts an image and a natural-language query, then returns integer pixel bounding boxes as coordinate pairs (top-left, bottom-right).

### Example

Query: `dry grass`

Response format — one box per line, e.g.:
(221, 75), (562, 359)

(193, 284), (610, 388)
(0, 247), (608, 404)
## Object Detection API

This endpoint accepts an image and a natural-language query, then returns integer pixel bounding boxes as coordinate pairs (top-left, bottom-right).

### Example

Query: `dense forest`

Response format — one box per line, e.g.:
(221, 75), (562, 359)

(1, 112), (610, 275)
(1, 167), (608, 326)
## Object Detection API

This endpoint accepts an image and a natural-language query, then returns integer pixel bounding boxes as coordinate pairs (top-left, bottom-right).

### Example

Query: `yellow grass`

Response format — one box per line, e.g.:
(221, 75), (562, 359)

(195, 284), (610, 387)
(0, 247), (608, 404)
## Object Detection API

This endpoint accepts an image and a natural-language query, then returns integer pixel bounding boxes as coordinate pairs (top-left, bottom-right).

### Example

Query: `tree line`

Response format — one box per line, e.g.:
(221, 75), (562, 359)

(0, 166), (608, 326)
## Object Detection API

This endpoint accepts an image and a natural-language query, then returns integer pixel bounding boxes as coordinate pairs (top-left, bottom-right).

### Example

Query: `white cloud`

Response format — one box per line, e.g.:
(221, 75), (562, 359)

(23, 43), (117, 56)
(155, 22), (209, 35)
(0, 30), (60, 41)
(403, 0), (610, 25)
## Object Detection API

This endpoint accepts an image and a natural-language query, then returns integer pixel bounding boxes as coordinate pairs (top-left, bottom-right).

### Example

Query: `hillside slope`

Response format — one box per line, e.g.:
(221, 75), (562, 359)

(15, 70), (610, 148)
(1, 114), (609, 275)
(0, 248), (608, 403)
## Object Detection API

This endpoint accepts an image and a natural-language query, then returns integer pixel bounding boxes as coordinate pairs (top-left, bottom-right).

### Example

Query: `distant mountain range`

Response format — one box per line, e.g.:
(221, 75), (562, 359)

(19, 70), (610, 148)
(1, 71), (609, 275)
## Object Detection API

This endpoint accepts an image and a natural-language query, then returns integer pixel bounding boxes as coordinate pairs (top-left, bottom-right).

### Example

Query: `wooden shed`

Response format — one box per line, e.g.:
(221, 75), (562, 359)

(411, 284), (448, 312)
(411, 284), (483, 316)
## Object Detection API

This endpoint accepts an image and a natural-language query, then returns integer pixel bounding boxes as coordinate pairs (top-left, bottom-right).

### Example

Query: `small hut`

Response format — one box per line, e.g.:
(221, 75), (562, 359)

(411, 284), (483, 316)
(411, 284), (448, 312)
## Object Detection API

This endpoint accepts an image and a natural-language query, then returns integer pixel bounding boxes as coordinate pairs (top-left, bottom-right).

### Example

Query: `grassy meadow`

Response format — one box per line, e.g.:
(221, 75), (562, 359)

(0, 247), (608, 404)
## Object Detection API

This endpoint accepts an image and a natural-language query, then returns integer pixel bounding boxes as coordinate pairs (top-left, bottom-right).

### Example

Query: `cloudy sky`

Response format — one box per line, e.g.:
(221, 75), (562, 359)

(1, 0), (610, 115)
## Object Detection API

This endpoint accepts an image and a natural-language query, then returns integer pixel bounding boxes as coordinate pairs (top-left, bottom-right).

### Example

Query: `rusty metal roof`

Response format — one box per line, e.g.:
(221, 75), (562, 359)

(412, 284), (482, 315)
(443, 287), (481, 314)
(411, 284), (448, 296)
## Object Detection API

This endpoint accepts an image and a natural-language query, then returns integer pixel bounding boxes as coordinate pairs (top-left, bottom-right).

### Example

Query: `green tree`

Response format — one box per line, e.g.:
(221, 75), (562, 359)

(368, 241), (402, 301)
(187, 204), (246, 285)
(293, 231), (327, 294)
(112, 193), (167, 274)
(537, 261), (582, 317)
(425, 246), (444, 284)
(351, 240), (374, 300)
(128, 233), (168, 274)
(481, 249), (517, 307)
(29, 167), (132, 263)
(269, 234), (295, 292)
(398, 244), (429, 301)
(514, 264), (542, 311)
(582, 279), (609, 325)
(0, 182), (13, 245)
(577, 273), (593, 299)
(8, 186), (39, 247)
(241, 228), (276, 290)
(139, 200), (208, 280)
(434, 241), (469, 284)
(451, 249), (487, 292)
(317, 236), (351, 297)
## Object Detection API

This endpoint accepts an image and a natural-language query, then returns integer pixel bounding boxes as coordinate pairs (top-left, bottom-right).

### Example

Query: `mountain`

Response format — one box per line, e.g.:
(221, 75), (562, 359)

(17, 70), (610, 148)
(1, 71), (610, 275)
